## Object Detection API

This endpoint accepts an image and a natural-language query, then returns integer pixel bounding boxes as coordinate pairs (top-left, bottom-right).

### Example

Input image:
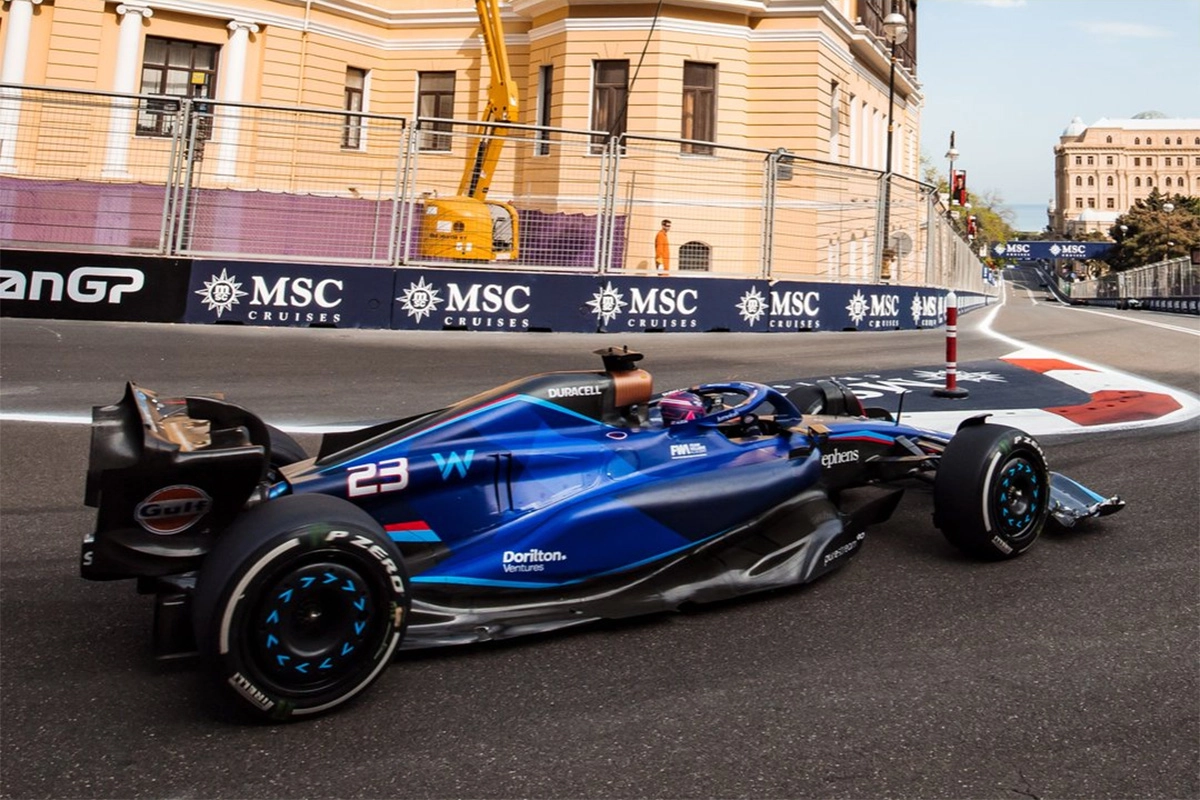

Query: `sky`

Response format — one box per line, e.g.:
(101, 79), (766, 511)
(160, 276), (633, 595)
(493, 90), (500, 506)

(916, 0), (1200, 226)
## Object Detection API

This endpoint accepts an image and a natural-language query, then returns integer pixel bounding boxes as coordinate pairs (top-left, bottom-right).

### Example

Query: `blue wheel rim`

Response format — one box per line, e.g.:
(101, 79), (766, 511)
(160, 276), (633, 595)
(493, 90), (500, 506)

(994, 456), (1043, 539)
(252, 560), (376, 688)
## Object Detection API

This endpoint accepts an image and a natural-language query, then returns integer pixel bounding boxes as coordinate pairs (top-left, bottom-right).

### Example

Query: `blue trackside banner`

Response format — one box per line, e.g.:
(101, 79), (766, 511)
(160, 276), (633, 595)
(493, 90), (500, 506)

(992, 241), (1113, 260)
(4, 248), (996, 330)
(186, 260), (394, 327)
(388, 269), (988, 333)
(583, 277), (767, 332)
(391, 269), (597, 332)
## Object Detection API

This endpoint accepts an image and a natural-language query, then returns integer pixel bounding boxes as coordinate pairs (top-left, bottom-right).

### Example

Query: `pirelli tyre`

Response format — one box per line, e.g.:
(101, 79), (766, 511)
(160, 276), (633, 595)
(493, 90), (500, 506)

(192, 493), (409, 721)
(933, 423), (1050, 561)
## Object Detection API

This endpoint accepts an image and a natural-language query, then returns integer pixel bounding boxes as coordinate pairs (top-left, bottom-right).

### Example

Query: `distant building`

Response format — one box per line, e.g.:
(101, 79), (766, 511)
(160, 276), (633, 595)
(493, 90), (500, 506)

(1053, 112), (1200, 237)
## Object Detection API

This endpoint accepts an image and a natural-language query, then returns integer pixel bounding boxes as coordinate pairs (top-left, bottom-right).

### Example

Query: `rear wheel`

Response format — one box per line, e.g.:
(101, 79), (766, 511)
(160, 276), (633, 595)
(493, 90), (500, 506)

(193, 494), (408, 721)
(265, 424), (307, 481)
(934, 424), (1050, 560)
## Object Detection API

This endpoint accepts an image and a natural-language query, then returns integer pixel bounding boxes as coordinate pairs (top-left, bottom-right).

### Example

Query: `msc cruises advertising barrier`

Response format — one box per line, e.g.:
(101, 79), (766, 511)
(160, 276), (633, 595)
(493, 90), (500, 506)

(4, 250), (990, 332)
(185, 259), (394, 328)
(387, 267), (980, 333)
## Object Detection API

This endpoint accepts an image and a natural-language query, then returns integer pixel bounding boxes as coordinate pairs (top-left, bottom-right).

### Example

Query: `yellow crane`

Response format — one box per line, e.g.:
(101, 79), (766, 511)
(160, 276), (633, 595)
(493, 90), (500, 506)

(419, 0), (520, 261)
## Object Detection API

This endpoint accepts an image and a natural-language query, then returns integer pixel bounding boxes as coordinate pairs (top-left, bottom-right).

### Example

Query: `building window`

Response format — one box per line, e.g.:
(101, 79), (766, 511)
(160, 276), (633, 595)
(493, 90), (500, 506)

(1178, 137), (1184, 145)
(1075, 198), (1083, 208)
(1146, 157), (1153, 166)
(1146, 137), (1153, 145)
(343, 67), (366, 149)
(1075, 176), (1082, 186)
(1087, 198), (1095, 208)
(829, 80), (841, 161)
(1135, 177), (1142, 187)
(137, 37), (219, 137)
(417, 71), (456, 151)
(591, 60), (629, 154)
(1106, 155), (1113, 165)
(1135, 137), (1141, 145)
(1134, 157), (1141, 166)
(1106, 176), (1113, 186)
(1177, 157), (1184, 166)
(1106, 135), (1112, 143)
(1147, 177), (1153, 186)
(1087, 176), (1094, 186)
(535, 65), (553, 156)
(1166, 177), (1173, 187)
(679, 241), (712, 272)
(1106, 198), (1115, 209)
(681, 62), (717, 155)
(1087, 155), (1094, 165)
(1074, 155), (1082, 165)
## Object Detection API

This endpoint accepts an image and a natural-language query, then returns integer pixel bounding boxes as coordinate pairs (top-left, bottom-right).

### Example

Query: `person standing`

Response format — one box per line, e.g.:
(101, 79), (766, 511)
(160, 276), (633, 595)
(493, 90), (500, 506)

(655, 219), (671, 274)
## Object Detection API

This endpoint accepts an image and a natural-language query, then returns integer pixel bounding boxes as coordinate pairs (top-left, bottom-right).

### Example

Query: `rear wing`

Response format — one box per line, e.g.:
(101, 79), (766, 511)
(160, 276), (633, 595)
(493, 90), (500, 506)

(83, 383), (272, 581)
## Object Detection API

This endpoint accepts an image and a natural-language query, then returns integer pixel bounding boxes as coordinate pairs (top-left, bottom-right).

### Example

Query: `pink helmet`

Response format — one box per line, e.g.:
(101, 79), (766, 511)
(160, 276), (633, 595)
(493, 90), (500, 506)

(659, 390), (705, 425)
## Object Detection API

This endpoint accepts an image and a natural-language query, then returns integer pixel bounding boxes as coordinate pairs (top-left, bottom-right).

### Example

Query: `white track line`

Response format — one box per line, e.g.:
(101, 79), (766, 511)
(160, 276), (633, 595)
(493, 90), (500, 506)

(1050, 304), (1200, 336)
(4, 290), (1197, 434)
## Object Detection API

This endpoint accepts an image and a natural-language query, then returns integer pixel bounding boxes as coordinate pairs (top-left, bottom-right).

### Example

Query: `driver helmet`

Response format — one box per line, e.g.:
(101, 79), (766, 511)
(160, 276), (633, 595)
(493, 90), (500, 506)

(659, 390), (705, 425)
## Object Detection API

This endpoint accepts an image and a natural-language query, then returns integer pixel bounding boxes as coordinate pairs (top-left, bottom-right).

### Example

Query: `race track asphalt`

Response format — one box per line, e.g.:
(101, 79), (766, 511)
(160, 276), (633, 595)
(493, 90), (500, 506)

(1, 268), (1197, 799)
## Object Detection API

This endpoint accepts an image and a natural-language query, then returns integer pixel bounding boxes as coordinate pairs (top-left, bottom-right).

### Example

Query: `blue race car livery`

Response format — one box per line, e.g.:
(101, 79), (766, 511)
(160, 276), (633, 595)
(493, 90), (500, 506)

(82, 347), (1123, 720)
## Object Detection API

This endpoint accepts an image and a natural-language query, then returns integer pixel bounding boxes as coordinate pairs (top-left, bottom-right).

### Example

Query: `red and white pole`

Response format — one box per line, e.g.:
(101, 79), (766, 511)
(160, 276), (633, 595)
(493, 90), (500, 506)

(933, 291), (970, 398)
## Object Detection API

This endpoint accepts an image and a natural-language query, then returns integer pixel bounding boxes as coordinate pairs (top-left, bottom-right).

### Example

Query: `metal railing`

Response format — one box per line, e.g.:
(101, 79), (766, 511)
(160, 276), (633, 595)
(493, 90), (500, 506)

(0, 83), (990, 293)
(1070, 256), (1198, 300)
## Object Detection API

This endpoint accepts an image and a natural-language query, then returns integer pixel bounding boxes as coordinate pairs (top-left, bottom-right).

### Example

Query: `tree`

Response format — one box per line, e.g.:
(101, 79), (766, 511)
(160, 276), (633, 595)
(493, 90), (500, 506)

(917, 153), (1018, 258)
(1105, 188), (1200, 271)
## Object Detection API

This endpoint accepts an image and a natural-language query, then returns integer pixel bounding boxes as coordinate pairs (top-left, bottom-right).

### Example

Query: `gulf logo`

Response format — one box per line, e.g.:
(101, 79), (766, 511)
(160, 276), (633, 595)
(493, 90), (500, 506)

(134, 485), (212, 535)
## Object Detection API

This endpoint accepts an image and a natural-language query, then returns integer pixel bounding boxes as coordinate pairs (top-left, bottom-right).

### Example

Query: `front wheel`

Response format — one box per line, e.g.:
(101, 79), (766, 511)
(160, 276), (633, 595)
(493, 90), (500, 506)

(933, 423), (1050, 560)
(192, 494), (409, 721)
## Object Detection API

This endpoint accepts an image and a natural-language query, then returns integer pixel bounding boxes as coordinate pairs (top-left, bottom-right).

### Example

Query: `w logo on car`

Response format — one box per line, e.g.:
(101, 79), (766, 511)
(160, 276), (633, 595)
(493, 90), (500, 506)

(432, 450), (474, 480)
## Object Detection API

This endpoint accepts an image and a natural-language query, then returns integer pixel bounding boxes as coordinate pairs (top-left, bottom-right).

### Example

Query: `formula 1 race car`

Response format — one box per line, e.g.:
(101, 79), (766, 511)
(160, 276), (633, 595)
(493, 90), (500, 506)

(82, 348), (1124, 720)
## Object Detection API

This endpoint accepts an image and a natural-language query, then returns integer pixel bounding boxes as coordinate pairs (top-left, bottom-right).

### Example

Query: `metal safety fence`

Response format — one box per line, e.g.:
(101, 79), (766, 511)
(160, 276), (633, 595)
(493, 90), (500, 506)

(1070, 256), (1198, 300)
(1, 83), (992, 294)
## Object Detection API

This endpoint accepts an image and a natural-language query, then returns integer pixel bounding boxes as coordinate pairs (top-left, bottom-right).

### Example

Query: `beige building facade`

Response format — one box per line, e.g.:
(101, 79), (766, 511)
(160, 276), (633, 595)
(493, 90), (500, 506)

(1, 0), (921, 181)
(1052, 114), (1200, 237)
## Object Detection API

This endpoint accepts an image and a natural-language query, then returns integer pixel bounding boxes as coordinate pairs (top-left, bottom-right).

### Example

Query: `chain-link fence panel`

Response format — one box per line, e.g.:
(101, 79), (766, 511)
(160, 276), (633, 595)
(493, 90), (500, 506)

(0, 85), (176, 252)
(175, 100), (407, 263)
(1073, 256), (1198, 299)
(400, 119), (612, 270)
(2, 86), (998, 297)
(926, 208), (991, 295)
(769, 152), (884, 283)
(882, 173), (936, 287)
(609, 136), (770, 277)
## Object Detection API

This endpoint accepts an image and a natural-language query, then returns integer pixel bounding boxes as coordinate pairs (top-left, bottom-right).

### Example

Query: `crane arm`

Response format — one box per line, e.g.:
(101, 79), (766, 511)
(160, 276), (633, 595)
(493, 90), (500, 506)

(458, 0), (519, 199)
